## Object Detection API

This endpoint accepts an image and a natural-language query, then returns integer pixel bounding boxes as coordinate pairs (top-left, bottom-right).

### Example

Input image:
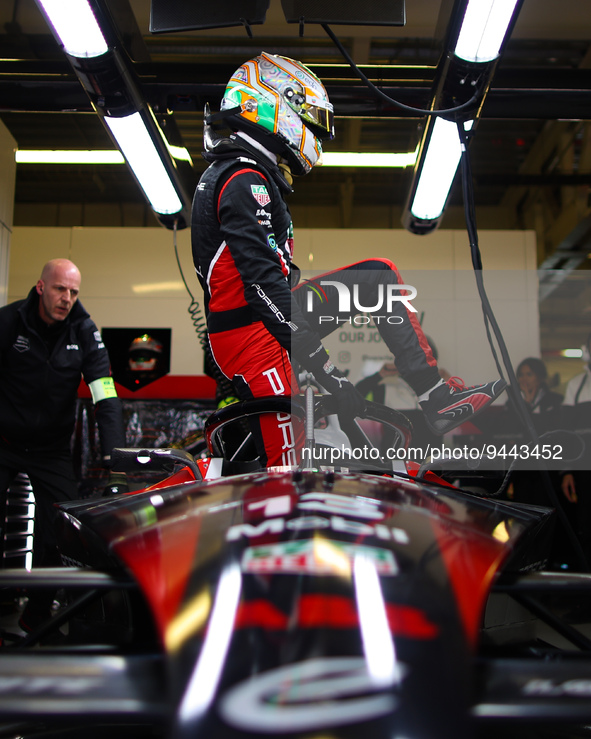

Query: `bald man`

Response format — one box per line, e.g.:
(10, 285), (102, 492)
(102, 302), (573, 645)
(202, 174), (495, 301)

(0, 259), (126, 631)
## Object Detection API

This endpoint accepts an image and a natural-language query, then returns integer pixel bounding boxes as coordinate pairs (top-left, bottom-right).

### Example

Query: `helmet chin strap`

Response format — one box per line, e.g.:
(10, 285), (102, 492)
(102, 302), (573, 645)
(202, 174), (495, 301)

(278, 159), (293, 186)
(235, 131), (297, 185)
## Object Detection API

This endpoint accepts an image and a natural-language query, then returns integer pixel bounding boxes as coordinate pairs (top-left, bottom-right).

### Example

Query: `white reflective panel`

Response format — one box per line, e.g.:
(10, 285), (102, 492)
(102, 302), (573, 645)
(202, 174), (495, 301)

(354, 551), (399, 687)
(178, 562), (242, 721)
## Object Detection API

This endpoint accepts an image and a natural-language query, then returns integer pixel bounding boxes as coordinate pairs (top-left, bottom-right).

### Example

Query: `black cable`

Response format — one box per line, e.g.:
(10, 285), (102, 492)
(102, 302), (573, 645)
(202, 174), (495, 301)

(458, 127), (530, 433)
(172, 221), (236, 400)
(457, 125), (589, 571)
(172, 221), (207, 347)
(321, 23), (482, 118)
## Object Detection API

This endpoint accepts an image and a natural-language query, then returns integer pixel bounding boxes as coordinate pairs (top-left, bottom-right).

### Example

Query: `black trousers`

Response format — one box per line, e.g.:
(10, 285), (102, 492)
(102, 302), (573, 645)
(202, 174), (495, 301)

(0, 442), (78, 566)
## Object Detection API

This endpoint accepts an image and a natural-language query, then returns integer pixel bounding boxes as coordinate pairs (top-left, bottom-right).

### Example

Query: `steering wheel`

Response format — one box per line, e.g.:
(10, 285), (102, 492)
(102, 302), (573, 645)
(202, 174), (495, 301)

(203, 394), (413, 472)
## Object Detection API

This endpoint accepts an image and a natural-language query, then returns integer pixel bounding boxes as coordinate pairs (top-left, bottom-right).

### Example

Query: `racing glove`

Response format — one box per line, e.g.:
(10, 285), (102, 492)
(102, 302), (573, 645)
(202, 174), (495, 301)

(102, 471), (129, 496)
(305, 346), (367, 420)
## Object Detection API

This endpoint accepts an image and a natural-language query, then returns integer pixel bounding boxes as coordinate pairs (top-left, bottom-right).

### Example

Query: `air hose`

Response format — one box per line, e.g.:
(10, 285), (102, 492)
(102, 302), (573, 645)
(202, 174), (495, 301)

(172, 222), (236, 401)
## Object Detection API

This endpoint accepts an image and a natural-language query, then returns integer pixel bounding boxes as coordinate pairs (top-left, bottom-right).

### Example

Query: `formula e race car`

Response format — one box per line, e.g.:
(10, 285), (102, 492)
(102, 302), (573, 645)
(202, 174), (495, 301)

(1, 394), (591, 739)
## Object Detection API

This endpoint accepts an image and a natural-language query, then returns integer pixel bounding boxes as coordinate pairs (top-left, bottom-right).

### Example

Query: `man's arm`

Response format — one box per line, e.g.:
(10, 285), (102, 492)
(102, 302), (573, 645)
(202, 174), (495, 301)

(79, 319), (126, 465)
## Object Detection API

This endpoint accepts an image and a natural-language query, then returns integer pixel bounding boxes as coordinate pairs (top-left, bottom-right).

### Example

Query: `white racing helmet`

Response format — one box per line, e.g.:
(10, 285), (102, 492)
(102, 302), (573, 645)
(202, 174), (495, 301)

(220, 52), (334, 176)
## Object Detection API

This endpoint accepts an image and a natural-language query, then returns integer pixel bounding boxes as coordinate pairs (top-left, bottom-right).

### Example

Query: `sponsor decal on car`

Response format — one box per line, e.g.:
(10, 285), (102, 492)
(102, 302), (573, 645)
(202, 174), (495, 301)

(0, 676), (104, 695)
(227, 491), (409, 544)
(218, 656), (406, 732)
(523, 679), (591, 697)
(241, 539), (399, 576)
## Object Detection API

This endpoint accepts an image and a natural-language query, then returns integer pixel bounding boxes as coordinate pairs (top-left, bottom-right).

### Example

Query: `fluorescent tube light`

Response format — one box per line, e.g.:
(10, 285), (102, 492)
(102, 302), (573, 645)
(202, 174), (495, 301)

(105, 113), (183, 215)
(132, 281), (185, 294)
(410, 119), (473, 221)
(16, 150), (125, 164)
(322, 151), (418, 168)
(34, 0), (191, 228)
(36, 0), (108, 58)
(16, 147), (415, 171)
(16, 147), (193, 166)
(455, 0), (520, 63)
(562, 349), (584, 358)
(167, 144), (194, 165)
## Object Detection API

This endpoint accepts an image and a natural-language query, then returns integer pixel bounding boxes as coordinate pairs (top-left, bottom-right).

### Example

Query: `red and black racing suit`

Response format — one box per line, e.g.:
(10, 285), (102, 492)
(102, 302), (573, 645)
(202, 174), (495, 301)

(191, 138), (440, 467)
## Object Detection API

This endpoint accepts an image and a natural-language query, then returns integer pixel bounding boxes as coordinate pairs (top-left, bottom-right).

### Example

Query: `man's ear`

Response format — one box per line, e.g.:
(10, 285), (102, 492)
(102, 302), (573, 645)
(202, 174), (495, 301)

(36, 280), (44, 296)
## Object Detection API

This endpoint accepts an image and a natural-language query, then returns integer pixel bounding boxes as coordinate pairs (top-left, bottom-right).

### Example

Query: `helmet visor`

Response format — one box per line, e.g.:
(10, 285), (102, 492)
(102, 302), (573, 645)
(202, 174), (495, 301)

(129, 355), (158, 371)
(301, 101), (334, 140)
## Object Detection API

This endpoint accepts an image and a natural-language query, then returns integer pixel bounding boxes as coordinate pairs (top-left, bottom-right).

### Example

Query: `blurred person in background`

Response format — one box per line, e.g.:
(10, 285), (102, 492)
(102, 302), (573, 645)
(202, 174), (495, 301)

(560, 334), (591, 567)
(505, 357), (570, 568)
(515, 357), (563, 431)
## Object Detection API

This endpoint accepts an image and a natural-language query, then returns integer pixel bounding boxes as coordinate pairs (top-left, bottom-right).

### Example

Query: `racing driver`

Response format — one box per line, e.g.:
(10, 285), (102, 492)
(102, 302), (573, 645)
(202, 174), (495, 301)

(191, 52), (506, 467)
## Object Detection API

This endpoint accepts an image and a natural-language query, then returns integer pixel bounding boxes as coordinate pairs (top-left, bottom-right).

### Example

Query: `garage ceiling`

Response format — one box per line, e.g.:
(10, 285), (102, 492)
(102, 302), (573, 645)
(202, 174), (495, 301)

(0, 0), (590, 263)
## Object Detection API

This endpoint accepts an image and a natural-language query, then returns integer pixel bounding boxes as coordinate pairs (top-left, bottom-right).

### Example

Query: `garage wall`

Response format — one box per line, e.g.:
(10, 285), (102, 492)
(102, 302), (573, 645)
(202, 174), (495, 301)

(0, 120), (17, 307)
(8, 226), (539, 384)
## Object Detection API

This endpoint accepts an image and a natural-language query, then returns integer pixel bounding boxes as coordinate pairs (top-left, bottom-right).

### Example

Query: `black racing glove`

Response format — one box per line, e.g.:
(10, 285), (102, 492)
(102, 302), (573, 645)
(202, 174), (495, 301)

(305, 347), (367, 420)
(102, 471), (129, 496)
